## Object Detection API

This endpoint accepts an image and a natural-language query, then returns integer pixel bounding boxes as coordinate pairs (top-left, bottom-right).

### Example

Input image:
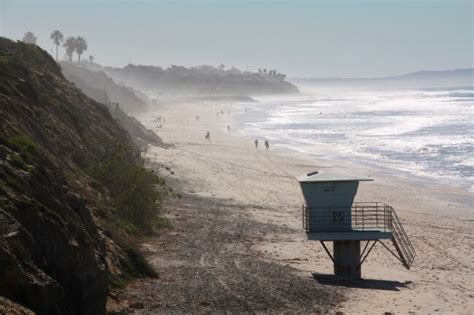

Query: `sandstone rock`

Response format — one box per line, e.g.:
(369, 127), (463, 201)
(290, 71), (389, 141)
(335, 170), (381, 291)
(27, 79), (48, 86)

(0, 296), (35, 315)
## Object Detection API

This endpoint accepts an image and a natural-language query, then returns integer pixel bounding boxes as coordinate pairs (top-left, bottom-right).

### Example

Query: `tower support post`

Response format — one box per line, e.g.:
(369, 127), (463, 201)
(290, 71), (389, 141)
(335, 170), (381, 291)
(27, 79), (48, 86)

(333, 240), (361, 279)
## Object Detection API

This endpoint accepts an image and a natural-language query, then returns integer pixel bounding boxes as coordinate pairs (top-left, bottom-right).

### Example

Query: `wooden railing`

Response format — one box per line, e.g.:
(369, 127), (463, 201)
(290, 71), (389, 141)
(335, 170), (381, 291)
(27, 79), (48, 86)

(302, 202), (416, 269)
(302, 202), (392, 233)
(391, 209), (416, 269)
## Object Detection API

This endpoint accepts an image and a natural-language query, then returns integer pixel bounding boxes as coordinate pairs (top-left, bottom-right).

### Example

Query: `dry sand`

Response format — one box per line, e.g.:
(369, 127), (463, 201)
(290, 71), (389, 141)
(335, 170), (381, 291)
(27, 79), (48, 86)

(111, 100), (473, 314)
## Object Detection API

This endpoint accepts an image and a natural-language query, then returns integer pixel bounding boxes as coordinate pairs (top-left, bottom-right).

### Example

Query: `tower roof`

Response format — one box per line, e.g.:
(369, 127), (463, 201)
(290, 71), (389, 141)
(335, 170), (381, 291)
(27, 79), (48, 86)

(297, 170), (374, 183)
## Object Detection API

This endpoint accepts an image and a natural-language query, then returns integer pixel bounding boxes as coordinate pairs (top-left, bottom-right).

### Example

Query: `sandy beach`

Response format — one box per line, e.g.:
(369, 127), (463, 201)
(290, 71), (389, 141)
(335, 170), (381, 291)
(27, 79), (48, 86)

(109, 100), (474, 314)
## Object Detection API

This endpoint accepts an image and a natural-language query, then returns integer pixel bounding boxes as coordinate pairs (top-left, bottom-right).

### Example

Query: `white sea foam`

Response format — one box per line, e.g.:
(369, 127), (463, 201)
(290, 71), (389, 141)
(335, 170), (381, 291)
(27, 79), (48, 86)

(233, 88), (474, 191)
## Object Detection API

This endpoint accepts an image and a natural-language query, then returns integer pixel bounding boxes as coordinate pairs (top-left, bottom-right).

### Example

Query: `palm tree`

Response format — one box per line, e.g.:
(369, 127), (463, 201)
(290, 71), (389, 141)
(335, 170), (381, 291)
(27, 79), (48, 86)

(88, 55), (95, 63)
(63, 36), (76, 62)
(75, 36), (88, 63)
(50, 30), (64, 61)
(22, 31), (37, 44)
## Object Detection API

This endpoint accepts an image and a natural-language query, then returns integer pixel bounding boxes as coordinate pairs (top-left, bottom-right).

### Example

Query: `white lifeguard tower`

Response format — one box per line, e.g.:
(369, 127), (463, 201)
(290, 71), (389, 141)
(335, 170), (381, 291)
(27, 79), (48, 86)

(298, 170), (415, 279)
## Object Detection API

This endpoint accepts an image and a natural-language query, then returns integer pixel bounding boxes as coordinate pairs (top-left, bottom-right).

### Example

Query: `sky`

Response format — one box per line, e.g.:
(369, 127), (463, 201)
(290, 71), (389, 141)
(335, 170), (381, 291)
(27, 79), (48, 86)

(0, 0), (472, 77)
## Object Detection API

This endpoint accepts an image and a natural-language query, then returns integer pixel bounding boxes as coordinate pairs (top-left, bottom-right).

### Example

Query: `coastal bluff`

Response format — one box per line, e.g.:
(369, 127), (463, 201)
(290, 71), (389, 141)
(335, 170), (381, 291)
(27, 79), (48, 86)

(0, 37), (158, 314)
(103, 64), (300, 96)
(60, 61), (149, 113)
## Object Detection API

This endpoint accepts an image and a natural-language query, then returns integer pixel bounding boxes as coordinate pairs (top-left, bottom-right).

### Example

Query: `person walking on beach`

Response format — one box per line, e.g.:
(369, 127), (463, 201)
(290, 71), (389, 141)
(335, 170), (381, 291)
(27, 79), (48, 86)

(264, 139), (270, 150)
(227, 125), (230, 132)
(205, 131), (211, 141)
(254, 139), (258, 148)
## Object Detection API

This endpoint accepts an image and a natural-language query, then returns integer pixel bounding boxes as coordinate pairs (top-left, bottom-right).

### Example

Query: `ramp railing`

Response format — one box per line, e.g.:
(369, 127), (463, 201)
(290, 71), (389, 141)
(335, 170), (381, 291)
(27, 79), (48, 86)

(390, 209), (416, 269)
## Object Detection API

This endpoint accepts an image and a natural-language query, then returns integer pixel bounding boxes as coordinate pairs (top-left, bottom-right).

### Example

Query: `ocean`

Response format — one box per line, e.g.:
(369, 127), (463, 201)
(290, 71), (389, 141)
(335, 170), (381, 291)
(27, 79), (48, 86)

(231, 88), (474, 191)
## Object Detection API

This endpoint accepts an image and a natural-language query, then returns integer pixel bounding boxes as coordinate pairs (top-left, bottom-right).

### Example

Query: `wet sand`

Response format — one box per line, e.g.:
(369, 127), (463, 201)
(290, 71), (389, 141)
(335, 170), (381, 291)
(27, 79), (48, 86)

(109, 100), (473, 314)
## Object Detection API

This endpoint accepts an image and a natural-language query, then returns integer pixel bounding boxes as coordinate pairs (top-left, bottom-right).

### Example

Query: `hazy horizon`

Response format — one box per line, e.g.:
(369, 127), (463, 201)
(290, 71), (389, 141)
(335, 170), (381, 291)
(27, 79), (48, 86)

(1, 0), (472, 77)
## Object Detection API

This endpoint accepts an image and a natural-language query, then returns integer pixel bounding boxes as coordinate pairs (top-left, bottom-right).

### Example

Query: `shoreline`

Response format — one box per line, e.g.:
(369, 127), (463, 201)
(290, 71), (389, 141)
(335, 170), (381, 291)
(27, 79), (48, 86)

(268, 142), (473, 194)
(227, 93), (474, 194)
(233, 127), (473, 200)
(222, 102), (473, 214)
(114, 101), (473, 313)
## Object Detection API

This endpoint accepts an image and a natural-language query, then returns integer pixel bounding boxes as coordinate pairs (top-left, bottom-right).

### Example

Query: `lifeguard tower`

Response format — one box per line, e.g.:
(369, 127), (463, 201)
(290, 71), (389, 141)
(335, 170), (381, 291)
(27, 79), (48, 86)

(299, 170), (415, 279)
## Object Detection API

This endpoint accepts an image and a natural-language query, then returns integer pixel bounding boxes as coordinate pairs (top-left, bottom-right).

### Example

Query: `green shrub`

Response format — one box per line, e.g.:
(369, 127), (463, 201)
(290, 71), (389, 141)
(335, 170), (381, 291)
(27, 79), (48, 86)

(89, 146), (165, 232)
(121, 246), (158, 278)
(4, 176), (23, 192)
(9, 152), (29, 170)
(2, 134), (39, 165)
(7, 134), (37, 152)
(153, 216), (172, 229)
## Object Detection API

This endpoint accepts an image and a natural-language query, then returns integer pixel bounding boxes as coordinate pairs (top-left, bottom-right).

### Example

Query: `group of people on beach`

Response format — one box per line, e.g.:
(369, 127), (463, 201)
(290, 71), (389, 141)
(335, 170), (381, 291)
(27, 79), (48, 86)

(204, 131), (270, 150)
(204, 125), (229, 141)
(216, 110), (230, 117)
(255, 139), (270, 150)
(203, 108), (269, 150)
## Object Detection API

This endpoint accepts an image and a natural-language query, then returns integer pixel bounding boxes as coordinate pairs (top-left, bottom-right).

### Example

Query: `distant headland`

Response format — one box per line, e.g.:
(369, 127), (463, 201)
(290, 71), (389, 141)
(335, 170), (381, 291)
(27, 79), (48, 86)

(102, 64), (299, 96)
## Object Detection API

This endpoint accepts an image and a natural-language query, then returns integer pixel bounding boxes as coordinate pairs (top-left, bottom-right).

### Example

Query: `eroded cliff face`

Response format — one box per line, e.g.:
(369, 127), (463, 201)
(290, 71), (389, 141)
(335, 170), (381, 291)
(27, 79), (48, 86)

(0, 37), (140, 314)
(60, 61), (149, 113)
(0, 142), (107, 314)
(59, 62), (161, 146)
(0, 297), (35, 315)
